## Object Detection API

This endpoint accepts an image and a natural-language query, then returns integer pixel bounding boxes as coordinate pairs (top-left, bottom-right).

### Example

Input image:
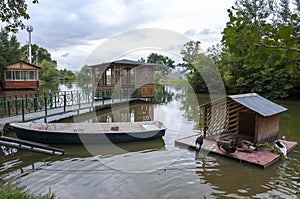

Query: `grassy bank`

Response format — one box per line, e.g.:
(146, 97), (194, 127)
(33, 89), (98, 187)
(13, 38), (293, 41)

(0, 183), (55, 199)
(159, 78), (189, 86)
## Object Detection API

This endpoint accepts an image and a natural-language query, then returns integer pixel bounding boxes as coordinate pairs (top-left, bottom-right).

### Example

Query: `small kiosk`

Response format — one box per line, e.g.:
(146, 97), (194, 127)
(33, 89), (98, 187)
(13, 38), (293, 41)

(1, 61), (40, 90)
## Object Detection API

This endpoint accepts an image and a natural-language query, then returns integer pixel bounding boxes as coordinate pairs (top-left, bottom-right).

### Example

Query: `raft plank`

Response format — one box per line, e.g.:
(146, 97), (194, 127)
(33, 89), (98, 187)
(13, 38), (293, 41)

(175, 135), (298, 168)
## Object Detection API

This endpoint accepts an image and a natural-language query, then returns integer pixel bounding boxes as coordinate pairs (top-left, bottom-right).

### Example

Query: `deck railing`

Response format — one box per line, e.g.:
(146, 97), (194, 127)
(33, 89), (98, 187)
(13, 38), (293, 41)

(0, 88), (137, 121)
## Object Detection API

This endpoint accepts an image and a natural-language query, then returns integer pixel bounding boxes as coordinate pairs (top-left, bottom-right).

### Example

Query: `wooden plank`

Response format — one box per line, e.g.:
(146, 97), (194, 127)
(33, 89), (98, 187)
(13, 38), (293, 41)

(0, 135), (64, 155)
(175, 135), (298, 168)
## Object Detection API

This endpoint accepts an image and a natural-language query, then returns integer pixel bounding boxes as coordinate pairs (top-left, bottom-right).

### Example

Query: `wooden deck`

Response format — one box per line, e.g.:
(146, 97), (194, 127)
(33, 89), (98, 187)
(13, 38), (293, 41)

(175, 135), (298, 168)
(0, 98), (139, 124)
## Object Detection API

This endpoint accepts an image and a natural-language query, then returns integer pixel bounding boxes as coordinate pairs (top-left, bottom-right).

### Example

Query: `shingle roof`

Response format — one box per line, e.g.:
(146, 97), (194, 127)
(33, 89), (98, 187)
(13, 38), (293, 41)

(228, 93), (287, 117)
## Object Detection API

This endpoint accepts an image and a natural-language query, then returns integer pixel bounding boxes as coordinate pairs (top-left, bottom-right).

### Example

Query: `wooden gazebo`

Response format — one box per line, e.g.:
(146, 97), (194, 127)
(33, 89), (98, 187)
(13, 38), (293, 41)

(200, 93), (287, 144)
(90, 59), (156, 98)
(1, 61), (40, 90)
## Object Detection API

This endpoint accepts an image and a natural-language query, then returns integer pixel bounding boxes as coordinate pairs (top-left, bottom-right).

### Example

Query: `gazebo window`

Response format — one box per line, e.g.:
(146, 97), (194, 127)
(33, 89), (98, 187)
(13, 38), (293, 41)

(130, 68), (135, 85)
(105, 69), (112, 85)
(121, 68), (129, 85)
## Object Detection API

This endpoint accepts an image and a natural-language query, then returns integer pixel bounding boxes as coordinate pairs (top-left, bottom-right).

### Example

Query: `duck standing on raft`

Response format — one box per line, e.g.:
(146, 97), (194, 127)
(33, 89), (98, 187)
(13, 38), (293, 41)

(274, 140), (287, 158)
(195, 135), (204, 151)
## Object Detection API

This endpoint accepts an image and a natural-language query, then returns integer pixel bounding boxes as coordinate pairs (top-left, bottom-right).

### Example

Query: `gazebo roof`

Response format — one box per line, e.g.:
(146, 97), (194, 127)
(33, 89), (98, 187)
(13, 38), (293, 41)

(89, 59), (156, 68)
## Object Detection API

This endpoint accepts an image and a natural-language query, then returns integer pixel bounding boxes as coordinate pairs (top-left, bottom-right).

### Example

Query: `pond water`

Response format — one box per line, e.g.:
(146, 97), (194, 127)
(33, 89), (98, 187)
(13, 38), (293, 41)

(0, 84), (299, 198)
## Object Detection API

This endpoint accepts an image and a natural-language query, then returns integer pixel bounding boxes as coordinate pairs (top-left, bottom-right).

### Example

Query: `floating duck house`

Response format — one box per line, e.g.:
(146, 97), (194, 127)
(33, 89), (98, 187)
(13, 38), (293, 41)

(1, 61), (40, 90)
(90, 59), (156, 98)
(200, 93), (287, 144)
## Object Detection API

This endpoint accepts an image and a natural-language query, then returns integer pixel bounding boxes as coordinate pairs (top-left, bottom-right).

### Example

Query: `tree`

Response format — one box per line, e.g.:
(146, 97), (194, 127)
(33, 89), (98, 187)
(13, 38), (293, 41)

(20, 44), (57, 65)
(219, 0), (300, 98)
(76, 65), (92, 90)
(0, 0), (39, 33)
(180, 40), (202, 69)
(146, 53), (175, 77)
(137, 57), (146, 63)
(59, 68), (76, 81)
(0, 28), (22, 78)
(180, 41), (210, 93)
(39, 60), (60, 82)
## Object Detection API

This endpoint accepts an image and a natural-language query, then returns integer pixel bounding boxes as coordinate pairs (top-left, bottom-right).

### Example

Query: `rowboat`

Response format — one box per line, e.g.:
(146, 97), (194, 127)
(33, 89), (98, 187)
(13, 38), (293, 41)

(6, 121), (166, 144)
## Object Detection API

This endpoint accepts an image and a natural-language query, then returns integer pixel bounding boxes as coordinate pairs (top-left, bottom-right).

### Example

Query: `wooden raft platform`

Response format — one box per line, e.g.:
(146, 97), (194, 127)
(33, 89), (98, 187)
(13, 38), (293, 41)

(175, 135), (298, 168)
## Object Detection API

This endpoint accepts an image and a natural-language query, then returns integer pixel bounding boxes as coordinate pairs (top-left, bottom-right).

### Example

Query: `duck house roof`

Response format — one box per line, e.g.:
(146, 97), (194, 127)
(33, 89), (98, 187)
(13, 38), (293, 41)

(201, 93), (287, 117)
(229, 93), (287, 117)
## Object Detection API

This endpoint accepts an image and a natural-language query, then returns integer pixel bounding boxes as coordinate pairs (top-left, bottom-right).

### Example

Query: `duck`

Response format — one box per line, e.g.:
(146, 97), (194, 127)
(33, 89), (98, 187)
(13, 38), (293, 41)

(195, 135), (204, 151)
(217, 139), (237, 154)
(274, 140), (287, 158)
(237, 139), (257, 153)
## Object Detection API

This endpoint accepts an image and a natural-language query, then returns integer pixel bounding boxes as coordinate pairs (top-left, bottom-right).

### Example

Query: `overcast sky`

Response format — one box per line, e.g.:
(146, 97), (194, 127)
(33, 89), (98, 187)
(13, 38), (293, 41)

(15, 0), (236, 71)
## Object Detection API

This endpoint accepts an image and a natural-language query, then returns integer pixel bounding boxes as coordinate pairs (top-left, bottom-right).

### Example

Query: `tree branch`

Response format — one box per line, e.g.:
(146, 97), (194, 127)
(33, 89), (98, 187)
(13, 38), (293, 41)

(255, 43), (300, 53)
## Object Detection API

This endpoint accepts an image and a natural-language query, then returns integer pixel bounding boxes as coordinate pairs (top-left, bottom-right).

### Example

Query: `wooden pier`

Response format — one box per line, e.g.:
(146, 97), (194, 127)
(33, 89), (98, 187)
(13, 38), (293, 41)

(0, 89), (148, 123)
(0, 98), (138, 124)
(175, 135), (298, 168)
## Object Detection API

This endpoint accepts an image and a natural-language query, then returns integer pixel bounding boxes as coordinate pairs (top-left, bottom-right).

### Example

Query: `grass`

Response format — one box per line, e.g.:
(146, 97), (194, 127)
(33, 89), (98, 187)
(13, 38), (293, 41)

(159, 78), (189, 86)
(0, 183), (55, 199)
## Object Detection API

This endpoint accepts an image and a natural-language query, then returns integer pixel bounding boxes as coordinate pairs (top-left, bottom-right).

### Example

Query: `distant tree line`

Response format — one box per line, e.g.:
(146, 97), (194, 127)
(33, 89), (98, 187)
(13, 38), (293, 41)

(0, 29), (76, 83)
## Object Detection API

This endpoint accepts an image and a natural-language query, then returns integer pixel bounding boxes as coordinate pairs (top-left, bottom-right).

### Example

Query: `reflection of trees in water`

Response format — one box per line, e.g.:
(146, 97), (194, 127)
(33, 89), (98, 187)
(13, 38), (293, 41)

(64, 82), (74, 90)
(174, 86), (211, 129)
(39, 83), (59, 94)
(76, 82), (91, 92)
(153, 84), (174, 104)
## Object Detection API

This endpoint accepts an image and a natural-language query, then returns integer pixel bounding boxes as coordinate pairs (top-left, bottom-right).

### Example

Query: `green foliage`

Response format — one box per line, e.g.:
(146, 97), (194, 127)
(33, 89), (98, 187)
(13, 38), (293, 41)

(39, 60), (60, 82)
(76, 65), (92, 90)
(0, 0), (39, 33)
(189, 53), (224, 93)
(20, 44), (57, 66)
(0, 182), (55, 199)
(154, 70), (163, 83)
(257, 142), (287, 160)
(0, 28), (22, 81)
(257, 142), (271, 148)
(180, 40), (202, 70)
(59, 68), (76, 81)
(146, 53), (175, 77)
(216, 0), (300, 98)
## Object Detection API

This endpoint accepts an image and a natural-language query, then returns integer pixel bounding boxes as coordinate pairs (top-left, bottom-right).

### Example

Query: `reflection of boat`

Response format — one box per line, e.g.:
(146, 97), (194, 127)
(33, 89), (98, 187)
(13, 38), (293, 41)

(6, 121), (166, 144)
(0, 138), (165, 179)
(57, 138), (166, 158)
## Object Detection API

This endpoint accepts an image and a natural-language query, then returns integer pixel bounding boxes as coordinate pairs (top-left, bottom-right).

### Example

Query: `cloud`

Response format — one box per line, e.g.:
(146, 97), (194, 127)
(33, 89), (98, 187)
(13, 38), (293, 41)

(14, 0), (235, 70)
(61, 52), (69, 57)
(184, 28), (221, 46)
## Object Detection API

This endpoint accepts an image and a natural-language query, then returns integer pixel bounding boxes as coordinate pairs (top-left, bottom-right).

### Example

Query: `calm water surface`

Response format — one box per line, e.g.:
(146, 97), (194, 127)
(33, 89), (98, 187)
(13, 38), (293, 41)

(0, 85), (299, 199)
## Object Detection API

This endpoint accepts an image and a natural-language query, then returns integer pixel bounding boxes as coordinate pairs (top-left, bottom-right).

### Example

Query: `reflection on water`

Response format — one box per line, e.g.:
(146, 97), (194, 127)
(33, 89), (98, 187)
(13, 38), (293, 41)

(0, 85), (299, 198)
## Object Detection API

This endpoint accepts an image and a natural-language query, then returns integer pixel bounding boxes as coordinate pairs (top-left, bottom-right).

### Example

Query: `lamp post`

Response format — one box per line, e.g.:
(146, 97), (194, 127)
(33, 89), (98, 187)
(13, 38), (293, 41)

(26, 25), (33, 64)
